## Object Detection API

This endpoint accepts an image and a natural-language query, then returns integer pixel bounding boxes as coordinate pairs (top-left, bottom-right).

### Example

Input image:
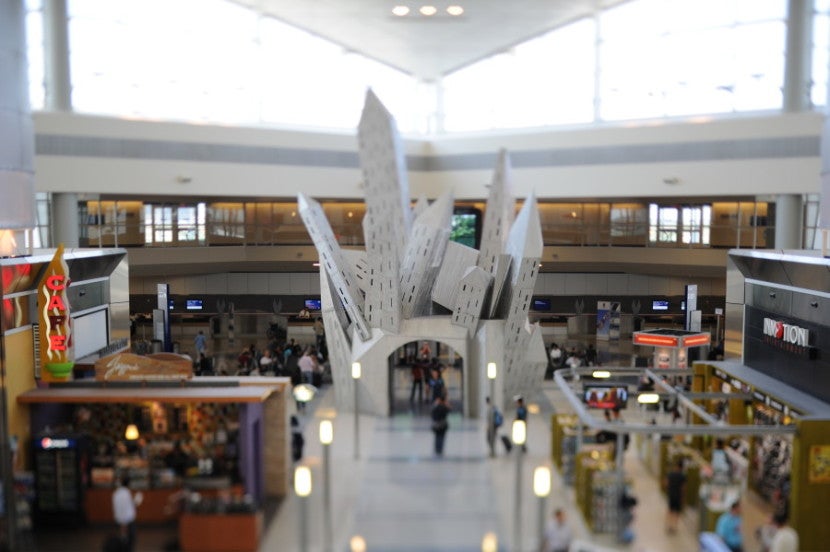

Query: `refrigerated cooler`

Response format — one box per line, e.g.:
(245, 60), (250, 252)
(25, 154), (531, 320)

(33, 434), (87, 527)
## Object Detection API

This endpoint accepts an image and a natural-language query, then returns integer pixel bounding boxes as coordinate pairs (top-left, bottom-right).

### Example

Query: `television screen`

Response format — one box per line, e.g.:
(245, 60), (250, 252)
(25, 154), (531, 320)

(652, 300), (669, 311)
(582, 384), (629, 409)
(531, 298), (551, 311)
(304, 299), (322, 311)
(450, 208), (481, 249)
(186, 299), (203, 311)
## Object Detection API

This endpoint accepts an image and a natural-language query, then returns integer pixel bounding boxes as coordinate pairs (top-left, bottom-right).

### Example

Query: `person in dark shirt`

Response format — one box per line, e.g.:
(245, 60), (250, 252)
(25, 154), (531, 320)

(665, 459), (686, 533)
(430, 395), (451, 456)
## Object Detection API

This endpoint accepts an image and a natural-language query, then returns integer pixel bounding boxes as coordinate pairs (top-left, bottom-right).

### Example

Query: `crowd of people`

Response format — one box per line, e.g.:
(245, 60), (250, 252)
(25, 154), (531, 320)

(548, 342), (599, 372)
(192, 321), (330, 388)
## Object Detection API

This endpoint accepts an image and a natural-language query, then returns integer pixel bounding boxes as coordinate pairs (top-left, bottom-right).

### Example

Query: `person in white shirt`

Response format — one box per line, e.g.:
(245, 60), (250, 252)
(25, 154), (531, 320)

(769, 511), (798, 552)
(112, 476), (142, 551)
(549, 344), (563, 367)
(541, 508), (573, 552)
(297, 346), (319, 384)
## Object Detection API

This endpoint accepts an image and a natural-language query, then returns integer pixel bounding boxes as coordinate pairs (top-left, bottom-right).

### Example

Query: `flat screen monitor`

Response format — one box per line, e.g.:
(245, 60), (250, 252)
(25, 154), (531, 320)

(304, 299), (322, 311)
(186, 299), (203, 311)
(652, 300), (669, 311)
(450, 208), (481, 249)
(531, 298), (551, 311)
(582, 384), (629, 409)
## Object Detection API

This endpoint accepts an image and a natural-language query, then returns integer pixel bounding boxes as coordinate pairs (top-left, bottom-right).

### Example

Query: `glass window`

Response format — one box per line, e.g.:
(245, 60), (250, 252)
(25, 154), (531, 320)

(599, 0), (786, 121)
(812, 1), (830, 107)
(443, 17), (596, 132)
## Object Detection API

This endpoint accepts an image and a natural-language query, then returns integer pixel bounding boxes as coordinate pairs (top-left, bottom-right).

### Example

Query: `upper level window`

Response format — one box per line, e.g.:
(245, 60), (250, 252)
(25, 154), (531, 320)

(649, 204), (712, 245)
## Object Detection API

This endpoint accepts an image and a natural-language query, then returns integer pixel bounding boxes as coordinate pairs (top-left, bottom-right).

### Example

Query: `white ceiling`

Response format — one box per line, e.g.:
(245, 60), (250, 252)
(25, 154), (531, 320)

(231, 0), (630, 81)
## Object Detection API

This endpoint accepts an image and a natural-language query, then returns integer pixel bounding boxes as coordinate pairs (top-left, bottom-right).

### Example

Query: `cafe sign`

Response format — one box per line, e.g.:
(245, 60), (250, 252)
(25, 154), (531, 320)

(38, 244), (74, 381)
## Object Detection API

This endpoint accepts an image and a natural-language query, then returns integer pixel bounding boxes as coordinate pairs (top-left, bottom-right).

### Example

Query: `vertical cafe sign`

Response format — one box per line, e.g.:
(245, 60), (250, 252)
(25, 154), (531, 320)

(38, 244), (74, 381)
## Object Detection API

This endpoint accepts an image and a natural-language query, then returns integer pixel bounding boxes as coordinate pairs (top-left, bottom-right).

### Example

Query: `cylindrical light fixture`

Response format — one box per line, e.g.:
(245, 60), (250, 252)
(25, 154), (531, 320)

(487, 362), (497, 379)
(294, 466), (312, 497)
(592, 370), (611, 379)
(350, 535), (367, 552)
(352, 362), (361, 379)
(512, 419), (526, 446)
(637, 393), (660, 404)
(319, 420), (333, 445)
(419, 5), (437, 16)
(481, 531), (498, 552)
(533, 466), (551, 497)
(124, 424), (139, 441)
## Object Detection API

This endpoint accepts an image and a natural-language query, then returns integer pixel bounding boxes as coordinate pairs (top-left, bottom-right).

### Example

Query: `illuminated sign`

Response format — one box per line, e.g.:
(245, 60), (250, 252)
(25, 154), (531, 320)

(633, 334), (679, 347)
(683, 334), (711, 347)
(38, 244), (74, 381)
(763, 318), (809, 346)
(39, 437), (72, 449)
(760, 316), (816, 358)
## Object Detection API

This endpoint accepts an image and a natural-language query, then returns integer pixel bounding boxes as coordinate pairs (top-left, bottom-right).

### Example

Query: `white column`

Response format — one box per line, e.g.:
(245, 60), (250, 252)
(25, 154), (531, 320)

(783, 0), (812, 112)
(0, 0), (36, 242)
(51, 192), (80, 247)
(43, 0), (72, 111)
(775, 194), (804, 250)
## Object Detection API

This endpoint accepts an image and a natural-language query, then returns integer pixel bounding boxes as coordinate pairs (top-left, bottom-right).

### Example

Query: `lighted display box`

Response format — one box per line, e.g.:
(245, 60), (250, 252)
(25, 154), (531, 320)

(632, 329), (710, 369)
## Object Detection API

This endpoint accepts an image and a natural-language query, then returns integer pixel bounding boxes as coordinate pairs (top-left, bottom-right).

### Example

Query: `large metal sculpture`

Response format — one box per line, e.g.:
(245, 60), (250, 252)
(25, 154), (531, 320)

(298, 90), (547, 417)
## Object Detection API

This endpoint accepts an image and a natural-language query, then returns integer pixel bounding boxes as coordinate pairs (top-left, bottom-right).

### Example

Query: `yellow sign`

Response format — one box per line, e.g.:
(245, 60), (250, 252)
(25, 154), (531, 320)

(38, 244), (74, 381)
(808, 445), (830, 483)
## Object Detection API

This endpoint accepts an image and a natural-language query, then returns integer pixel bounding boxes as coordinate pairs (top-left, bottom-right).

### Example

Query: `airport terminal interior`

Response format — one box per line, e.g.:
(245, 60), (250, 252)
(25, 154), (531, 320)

(2, 0), (830, 551)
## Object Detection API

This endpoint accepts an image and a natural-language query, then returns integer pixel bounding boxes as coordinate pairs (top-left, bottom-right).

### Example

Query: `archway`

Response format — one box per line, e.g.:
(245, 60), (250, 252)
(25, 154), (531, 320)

(388, 340), (464, 416)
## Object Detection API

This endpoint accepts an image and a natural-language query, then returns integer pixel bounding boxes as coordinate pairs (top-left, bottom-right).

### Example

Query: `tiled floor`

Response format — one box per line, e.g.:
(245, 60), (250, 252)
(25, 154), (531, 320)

(263, 373), (773, 552)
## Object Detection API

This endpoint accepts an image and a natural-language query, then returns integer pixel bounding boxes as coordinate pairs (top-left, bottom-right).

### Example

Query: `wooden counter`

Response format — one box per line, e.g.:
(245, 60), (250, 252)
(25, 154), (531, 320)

(179, 511), (262, 552)
(85, 487), (179, 524)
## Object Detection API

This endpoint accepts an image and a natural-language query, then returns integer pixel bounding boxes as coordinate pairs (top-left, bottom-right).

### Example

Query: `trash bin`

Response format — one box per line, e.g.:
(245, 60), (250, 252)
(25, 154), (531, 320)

(151, 339), (163, 353)
(173, 341), (180, 354)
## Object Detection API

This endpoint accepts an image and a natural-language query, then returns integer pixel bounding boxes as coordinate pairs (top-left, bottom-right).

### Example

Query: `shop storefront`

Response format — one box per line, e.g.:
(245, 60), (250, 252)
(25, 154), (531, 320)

(17, 379), (290, 552)
(701, 249), (830, 550)
(0, 248), (292, 551)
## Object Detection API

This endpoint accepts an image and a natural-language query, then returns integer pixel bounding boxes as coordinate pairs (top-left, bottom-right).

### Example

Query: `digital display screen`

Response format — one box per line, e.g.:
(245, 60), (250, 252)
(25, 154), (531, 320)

(652, 300), (669, 311)
(450, 209), (481, 249)
(186, 299), (203, 311)
(532, 298), (551, 311)
(304, 299), (322, 311)
(583, 384), (629, 409)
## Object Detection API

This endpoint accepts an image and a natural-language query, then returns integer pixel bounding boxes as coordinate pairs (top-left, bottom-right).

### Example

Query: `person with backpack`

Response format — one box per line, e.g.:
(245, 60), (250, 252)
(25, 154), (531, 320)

(485, 396), (503, 457)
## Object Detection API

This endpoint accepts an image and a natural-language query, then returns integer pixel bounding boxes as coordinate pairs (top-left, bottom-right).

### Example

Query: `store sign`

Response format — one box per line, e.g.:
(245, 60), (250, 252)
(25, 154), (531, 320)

(39, 437), (72, 450)
(633, 333), (679, 347)
(38, 244), (74, 381)
(761, 317), (817, 358)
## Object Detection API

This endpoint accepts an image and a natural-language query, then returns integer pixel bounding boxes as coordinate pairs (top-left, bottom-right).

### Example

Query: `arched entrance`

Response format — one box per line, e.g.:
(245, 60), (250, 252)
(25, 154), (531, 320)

(388, 340), (464, 416)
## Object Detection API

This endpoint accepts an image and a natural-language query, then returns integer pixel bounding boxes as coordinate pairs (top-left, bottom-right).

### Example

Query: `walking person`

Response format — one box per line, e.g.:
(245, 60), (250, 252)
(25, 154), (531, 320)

(430, 395), (450, 456)
(664, 459), (686, 533)
(769, 511), (798, 552)
(540, 508), (573, 552)
(194, 330), (207, 356)
(298, 346), (318, 385)
(485, 397), (502, 457)
(409, 361), (424, 404)
(430, 367), (446, 402)
(111, 476), (142, 552)
(515, 395), (528, 452)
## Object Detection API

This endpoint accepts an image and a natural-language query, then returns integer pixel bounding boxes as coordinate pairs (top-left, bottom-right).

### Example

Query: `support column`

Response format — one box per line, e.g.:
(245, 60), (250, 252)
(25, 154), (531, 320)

(774, 194), (804, 250)
(0, 0), (36, 235)
(43, 0), (72, 111)
(52, 192), (79, 248)
(783, 0), (812, 112)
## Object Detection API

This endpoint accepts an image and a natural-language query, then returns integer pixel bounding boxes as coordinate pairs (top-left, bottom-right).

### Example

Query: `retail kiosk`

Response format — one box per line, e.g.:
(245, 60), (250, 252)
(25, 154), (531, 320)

(700, 249), (830, 550)
(0, 248), (292, 552)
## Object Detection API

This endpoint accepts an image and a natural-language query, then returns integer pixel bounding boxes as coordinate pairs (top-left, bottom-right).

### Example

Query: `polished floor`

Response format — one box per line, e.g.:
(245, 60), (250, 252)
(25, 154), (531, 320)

(262, 374), (773, 552)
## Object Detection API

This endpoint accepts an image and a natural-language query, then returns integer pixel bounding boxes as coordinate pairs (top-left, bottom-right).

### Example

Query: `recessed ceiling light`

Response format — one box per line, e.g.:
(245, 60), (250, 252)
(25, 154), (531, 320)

(392, 5), (410, 16)
(420, 5), (437, 16)
(446, 5), (464, 16)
